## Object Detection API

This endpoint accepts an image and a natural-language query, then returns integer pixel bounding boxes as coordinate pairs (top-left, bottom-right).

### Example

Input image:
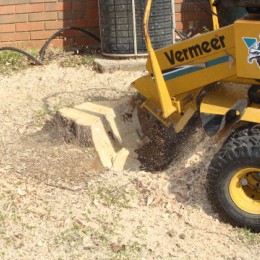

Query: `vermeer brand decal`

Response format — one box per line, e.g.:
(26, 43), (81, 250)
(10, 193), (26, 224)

(164, 35), (226, 65)
(243, 37), (260, 68)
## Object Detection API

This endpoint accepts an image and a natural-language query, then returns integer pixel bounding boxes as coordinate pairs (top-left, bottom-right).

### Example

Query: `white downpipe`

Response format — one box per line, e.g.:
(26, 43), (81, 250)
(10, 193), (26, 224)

(171, 0), (176, 43)
(132, 0), (138, 55)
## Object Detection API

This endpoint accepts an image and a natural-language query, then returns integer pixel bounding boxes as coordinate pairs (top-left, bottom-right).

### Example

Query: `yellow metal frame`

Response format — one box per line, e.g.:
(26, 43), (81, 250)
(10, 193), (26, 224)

(209, 0), (219, 30)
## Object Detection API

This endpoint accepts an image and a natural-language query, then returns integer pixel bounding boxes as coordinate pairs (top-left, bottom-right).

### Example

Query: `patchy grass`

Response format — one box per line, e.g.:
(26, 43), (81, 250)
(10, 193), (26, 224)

(237, 228), (260, 245)
(33, 107), (51, 126)
(86, 181), (136, 209)
(34, 107), (51, 118)
(58, 54), (95, 68)
(0, 50), (38, 74)
(0, 49), (95, 75)
(53, 101), (76, 113)
(33, 102), (75, 126)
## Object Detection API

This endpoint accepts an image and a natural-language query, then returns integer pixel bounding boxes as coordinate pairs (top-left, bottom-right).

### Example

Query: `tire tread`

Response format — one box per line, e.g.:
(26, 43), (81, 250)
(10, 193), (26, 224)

(207, 128), (260, 232)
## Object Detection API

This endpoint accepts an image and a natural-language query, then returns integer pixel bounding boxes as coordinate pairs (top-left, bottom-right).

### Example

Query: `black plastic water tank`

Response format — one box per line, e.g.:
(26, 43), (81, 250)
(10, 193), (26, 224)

(99, 0), (173, 57)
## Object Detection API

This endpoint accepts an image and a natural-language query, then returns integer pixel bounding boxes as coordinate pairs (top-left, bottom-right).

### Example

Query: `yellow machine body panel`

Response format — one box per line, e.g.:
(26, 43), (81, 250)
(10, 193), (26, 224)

(146, 25), (235, 73)
(241, 104), (260, 123)
(235, 19), (260, 80)
(200, 84), (249, 115)
(199, 83), (260, 135)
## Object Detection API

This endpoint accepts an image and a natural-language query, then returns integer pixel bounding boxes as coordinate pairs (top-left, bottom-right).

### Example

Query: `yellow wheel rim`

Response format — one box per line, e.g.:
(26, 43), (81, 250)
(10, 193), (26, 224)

(229, 168), (260, 214)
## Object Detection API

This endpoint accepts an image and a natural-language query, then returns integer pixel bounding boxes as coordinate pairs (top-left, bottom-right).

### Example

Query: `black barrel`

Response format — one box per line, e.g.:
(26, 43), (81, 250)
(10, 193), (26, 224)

(99, 0), (173, 56)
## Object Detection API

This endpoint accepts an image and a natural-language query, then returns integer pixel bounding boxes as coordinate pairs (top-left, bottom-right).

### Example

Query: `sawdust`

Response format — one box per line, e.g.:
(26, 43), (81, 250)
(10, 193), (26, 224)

(136, 102), (177, 171)
(0, 62), (259, 259)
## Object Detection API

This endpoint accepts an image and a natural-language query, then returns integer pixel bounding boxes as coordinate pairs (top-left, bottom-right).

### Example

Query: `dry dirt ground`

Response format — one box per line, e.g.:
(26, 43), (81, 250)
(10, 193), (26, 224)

(0, 62), (259, 259)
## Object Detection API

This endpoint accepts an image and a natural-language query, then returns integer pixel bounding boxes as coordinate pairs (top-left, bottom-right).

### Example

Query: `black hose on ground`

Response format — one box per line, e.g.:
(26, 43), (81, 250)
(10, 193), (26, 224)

(39, 27), (101, 61)
(0, 46), (43, 65)
(0, 27), (101, 66)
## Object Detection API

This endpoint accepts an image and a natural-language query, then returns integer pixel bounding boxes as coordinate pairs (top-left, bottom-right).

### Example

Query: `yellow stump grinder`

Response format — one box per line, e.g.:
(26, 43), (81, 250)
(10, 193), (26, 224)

(132, 0), (260, 232)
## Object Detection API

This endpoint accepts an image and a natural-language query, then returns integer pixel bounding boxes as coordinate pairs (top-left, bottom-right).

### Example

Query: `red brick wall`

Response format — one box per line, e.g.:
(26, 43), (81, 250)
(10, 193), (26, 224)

(0, 0), (100, 49)
(175, 0), (213, 37)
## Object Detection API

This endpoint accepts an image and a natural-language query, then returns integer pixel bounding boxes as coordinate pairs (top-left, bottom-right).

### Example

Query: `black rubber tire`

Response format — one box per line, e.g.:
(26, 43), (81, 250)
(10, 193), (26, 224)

(207, 132), (260, 232)
(248, 85), (260, 104)
(224, 124), (260, 144)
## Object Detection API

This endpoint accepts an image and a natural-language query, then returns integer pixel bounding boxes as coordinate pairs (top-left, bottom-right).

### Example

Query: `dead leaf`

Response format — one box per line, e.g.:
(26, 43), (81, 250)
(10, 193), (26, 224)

(146, 195), (154, 206)
(110, 243), (126, 253)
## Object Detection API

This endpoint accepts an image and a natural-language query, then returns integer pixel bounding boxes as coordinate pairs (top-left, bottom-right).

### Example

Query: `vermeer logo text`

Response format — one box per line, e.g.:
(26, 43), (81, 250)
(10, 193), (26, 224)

(164, 35), (226, 65)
